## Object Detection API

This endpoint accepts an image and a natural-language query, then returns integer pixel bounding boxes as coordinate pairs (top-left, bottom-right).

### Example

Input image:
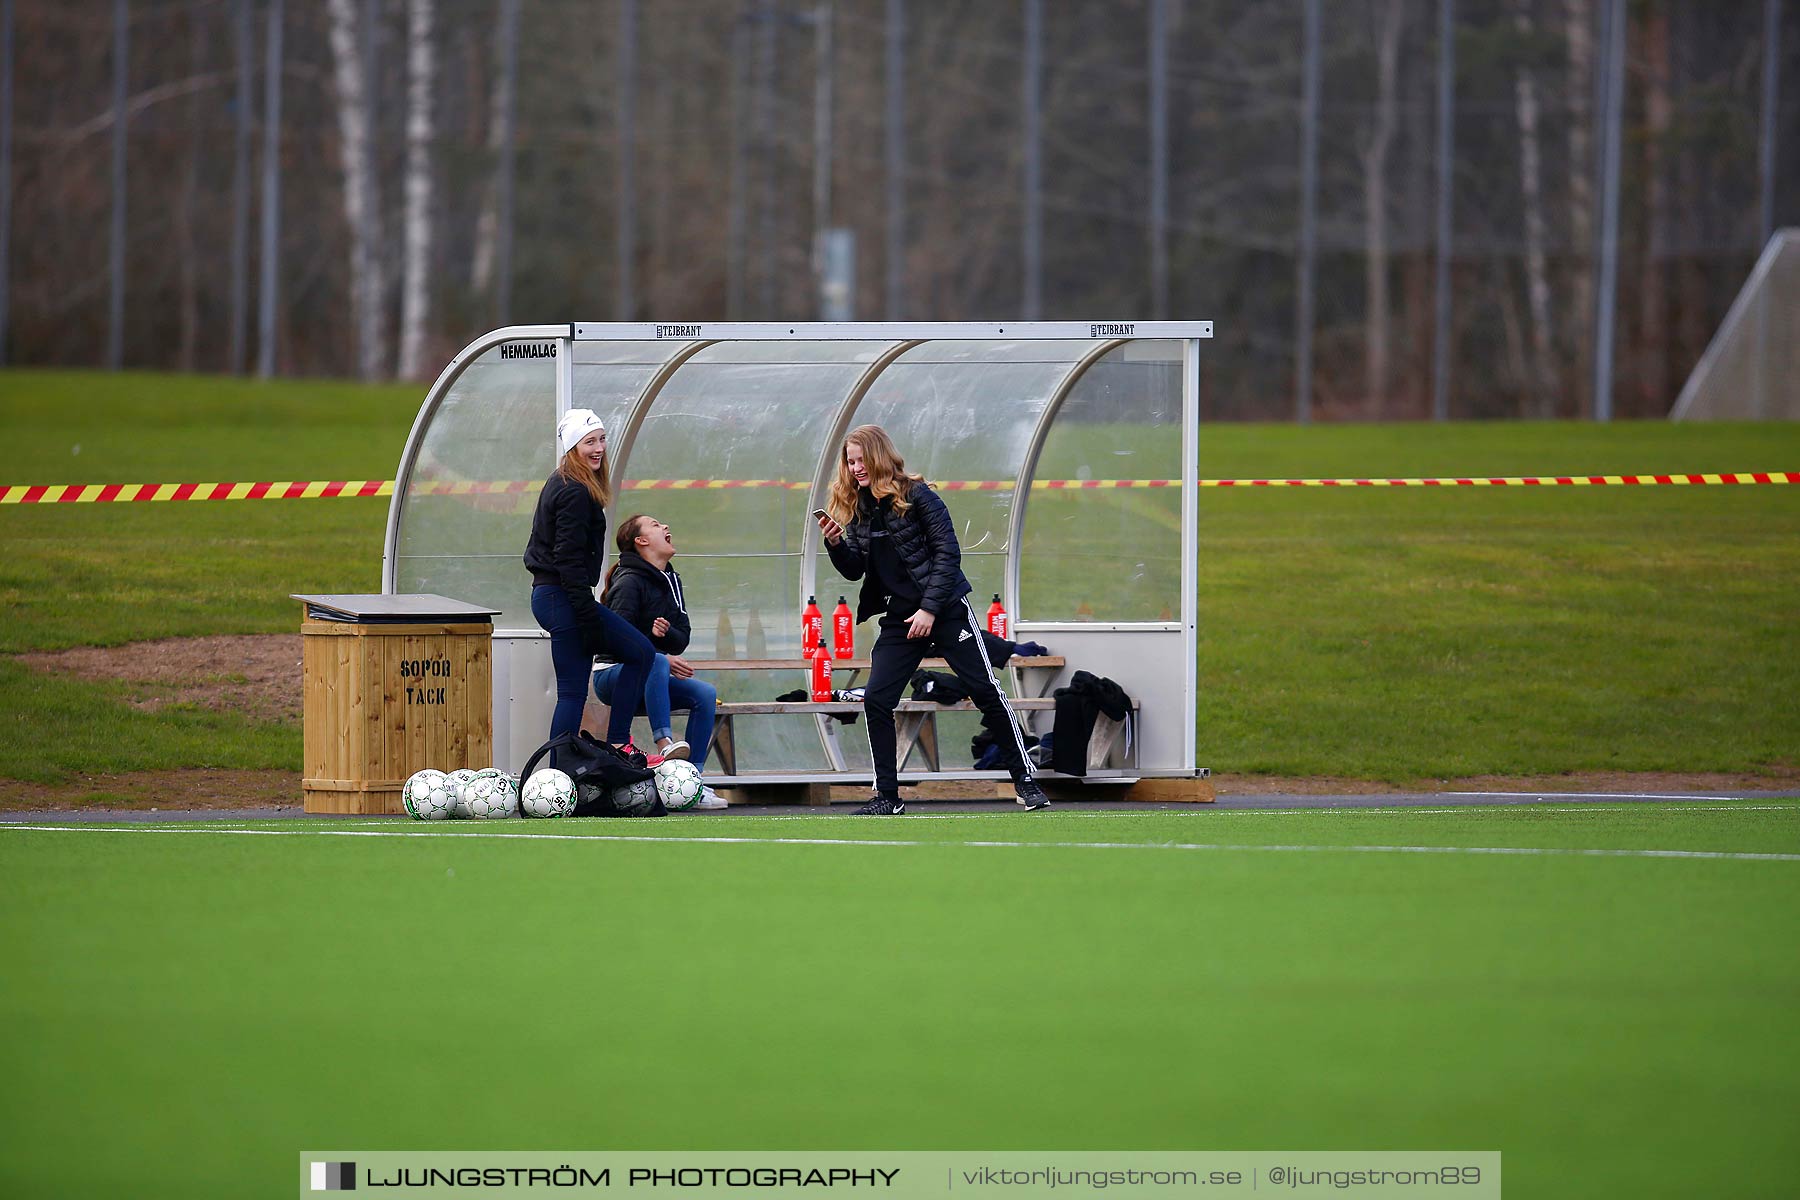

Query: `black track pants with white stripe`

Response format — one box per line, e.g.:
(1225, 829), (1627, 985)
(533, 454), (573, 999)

(861, 598), (1034, 798)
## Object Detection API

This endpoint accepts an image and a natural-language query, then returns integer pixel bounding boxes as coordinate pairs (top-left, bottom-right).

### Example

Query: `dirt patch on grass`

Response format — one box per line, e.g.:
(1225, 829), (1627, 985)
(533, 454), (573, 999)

(0, 768), (301, 811)
(17, 634), (302, 724)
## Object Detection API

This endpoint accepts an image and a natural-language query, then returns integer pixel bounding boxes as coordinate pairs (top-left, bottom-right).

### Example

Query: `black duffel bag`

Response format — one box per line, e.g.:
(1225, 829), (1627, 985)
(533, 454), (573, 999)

(520, 731), (665, 818)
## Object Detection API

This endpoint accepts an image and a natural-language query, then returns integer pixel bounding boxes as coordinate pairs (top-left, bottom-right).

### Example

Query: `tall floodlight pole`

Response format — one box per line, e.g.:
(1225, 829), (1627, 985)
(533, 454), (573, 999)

(1432, 0), (1455, 421)
(811, 0), (833, 316)
(1148, 0), (1169, 320)
(0, 0), (13, 366)
(1758, 0), (1783, 417)
(1593, 0), (1625, 422)
(1295, 0), (1320, 423)
(229, 0), (253, 374)
(884, 0), (905, 319)
(494, 0), (519, 326)
(1761, 0), (1783, 248)
(616, 0), (637, 320)
(108, 0), (129, 370)
(256, 0), (283, 378)
(1022, 0), (1043, 320)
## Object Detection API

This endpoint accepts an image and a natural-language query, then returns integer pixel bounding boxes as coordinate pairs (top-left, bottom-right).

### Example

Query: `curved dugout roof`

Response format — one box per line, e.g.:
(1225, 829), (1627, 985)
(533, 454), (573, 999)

(386, 323), (1208, 654)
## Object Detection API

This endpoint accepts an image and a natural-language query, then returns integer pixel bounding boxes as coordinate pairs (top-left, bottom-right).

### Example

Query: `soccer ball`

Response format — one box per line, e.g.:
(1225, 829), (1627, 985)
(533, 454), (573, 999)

(520, 768), (577, 818)
(610, 776), (662, 817)
(448, 768), (479, 819)
(463, 769), (519, 819)
(654, 759), (705, 811)
(402, 769), (456, 821)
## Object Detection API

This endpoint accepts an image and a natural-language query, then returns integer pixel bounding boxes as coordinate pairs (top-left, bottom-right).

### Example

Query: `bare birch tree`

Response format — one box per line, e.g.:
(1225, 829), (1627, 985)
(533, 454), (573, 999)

(469, 34), (501, 295)
(1512, 0), (1556, 415)
(398, 0), (434, 380)
(327, 0), (387, 380)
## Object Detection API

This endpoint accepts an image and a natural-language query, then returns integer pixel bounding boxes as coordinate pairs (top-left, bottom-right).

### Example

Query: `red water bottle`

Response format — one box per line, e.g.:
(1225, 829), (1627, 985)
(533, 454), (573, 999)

(801, 595), (823, 659)
(810, 636), (833, 701)
(986, 593), (1008, 640)
(832, 596), (854, 659)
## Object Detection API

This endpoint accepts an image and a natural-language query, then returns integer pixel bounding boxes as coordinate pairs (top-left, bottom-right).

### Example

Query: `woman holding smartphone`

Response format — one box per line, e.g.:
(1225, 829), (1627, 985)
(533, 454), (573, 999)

(815, 424), (1048, 815)
(523, 409), (659, 764)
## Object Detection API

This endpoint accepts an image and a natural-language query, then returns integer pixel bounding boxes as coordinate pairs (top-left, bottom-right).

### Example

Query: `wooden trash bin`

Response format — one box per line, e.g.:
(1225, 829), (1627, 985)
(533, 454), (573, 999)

(294, 594), (500, 815)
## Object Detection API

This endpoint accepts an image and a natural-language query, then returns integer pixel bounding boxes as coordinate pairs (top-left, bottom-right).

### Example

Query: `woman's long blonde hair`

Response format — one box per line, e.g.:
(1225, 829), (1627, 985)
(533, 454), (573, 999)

(827, 424), (922, 525)
(557, 444), (611, 508)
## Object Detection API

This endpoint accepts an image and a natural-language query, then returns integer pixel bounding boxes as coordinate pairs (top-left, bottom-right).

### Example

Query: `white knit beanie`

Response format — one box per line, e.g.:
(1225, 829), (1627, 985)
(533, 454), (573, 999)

(557, 409), (605, 456)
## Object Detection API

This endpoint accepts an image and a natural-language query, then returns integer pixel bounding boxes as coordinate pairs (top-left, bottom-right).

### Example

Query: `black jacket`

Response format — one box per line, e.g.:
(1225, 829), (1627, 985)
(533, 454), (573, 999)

(523, 471), (609, 648)
(601, 551), (692, 656)
(825, 480), (972, 623)
(1051, 671), (1132, 777)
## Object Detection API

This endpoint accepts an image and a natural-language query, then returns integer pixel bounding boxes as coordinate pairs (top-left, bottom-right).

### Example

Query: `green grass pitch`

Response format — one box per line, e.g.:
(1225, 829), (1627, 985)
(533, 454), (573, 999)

(4, 368), (1800, 1197)
(3, 803), (1798, 1198)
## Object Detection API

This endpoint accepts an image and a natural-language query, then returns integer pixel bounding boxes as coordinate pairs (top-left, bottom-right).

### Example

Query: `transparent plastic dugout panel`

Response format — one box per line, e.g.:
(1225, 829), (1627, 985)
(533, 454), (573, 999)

(1020, 340), (1184, 622)
(616, 341), (895, 771)
(572, 339), (692, 432)
(392, 342), (557, 630)
(850, 341), (1104, 613)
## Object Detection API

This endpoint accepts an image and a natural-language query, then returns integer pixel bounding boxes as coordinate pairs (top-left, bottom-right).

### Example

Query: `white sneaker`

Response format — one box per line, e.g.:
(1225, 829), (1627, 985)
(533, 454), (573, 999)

(692, 785), (727, 810)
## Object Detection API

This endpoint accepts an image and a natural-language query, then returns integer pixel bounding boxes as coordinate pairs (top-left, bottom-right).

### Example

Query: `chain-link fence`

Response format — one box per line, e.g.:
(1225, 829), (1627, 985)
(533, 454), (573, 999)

(2, 0), (1794, 419)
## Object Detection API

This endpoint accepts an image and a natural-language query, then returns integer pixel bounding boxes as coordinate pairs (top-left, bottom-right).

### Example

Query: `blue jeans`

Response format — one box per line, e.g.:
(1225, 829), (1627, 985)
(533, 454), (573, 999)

(594, 656), (716, 771)
(531, 584), (653, 747)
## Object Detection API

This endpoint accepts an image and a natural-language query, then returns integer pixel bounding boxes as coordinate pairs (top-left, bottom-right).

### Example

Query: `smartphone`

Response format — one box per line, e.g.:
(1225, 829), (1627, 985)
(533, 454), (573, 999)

(811, 509), (832, 522)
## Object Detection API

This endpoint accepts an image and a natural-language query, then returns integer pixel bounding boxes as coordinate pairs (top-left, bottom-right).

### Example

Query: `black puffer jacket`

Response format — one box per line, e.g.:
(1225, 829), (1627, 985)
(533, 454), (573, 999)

(825, 480), (971, 622)
(523, 471), (609, 651)
(601, 551), (692, 656)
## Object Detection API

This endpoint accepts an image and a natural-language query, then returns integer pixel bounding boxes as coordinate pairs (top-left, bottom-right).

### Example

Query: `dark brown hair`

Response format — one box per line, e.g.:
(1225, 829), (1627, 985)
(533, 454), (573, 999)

(603, 514), (652, 590)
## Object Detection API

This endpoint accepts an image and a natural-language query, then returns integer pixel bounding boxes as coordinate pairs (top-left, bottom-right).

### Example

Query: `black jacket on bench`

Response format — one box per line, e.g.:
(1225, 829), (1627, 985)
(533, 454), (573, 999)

(1051, 671), (1132, 777)
(600, 551), (692, 656)
(825, 480), (972, 623)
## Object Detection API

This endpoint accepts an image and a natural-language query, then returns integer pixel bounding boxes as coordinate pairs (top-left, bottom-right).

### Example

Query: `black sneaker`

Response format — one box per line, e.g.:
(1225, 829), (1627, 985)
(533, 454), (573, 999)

(1014, 778), (1051, 810)
(853, 794), (906, 815)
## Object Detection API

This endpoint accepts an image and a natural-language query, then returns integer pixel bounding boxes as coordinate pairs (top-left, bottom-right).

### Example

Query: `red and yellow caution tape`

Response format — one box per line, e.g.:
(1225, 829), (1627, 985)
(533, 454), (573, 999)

(1193, 472), (1800, 488)
(0, 479), (393, 504)
(3, 472), (1794, 504)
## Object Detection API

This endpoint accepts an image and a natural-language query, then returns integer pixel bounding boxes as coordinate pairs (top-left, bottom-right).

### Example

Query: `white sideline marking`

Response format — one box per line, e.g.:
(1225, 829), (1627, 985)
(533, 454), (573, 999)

(1448, 790), (1730, 801)
(743, 803), (1797, 821)
(1, 823), (1796, 861)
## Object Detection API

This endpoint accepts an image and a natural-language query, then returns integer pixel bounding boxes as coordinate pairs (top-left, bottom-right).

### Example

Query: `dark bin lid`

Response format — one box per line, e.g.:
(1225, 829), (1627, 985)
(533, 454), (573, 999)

(292, 593), (501, 624)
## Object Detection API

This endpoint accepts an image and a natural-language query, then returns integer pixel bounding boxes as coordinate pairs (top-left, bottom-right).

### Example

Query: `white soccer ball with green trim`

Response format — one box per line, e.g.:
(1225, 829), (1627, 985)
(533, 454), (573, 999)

(653, 759), (705, 811)
(403, 769), (456, 821)
(520, 768), (577, 818)
(463, 769), (519, 819)
(448, 768), (479, 819)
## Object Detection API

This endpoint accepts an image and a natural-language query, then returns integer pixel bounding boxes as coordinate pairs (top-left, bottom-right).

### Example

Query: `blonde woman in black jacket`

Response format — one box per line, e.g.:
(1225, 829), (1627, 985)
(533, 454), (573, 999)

(816, 424), (1048, 815)
(523, 409), (658, 763)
